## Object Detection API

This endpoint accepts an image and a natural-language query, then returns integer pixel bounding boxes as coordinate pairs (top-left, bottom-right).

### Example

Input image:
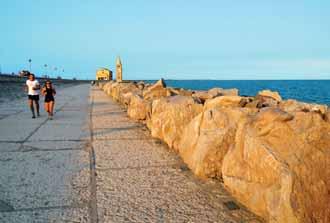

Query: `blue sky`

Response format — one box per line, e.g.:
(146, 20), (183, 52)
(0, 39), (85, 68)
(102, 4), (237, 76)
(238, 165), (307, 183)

(1, 0), (330, 80)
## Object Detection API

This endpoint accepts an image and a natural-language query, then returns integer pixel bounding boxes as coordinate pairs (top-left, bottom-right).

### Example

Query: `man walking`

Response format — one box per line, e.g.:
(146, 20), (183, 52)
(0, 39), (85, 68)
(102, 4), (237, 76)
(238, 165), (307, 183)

(25, 73), (40, 118)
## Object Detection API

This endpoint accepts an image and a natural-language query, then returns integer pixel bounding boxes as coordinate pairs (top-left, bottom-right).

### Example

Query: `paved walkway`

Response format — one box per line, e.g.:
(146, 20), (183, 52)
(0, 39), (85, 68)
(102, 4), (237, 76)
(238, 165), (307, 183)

(0, 85), (263, 222)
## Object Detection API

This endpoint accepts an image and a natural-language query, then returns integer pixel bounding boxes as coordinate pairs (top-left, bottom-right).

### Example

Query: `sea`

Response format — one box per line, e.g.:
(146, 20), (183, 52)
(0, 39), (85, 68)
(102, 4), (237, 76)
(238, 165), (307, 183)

(144, 80), (330, 105)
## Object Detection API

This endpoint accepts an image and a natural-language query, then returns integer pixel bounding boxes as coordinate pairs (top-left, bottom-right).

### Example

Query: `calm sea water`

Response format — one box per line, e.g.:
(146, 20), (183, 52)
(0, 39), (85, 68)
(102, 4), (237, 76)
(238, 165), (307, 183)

(144, 80), (330, 105)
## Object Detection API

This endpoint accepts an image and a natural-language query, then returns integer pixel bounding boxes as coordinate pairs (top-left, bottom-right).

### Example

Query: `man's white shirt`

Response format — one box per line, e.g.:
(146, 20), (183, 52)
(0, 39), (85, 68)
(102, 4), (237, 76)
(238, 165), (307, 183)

(26, 80), (40, 95)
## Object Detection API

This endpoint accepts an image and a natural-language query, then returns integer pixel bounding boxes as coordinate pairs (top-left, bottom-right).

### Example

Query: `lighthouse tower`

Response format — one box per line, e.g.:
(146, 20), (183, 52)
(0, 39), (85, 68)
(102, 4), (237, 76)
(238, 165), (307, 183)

(116, 57), (123, 82)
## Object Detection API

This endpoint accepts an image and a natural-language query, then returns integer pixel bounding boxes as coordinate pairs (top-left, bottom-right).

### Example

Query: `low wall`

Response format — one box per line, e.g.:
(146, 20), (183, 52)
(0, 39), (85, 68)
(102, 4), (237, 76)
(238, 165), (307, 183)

(98, 79), (330, 223)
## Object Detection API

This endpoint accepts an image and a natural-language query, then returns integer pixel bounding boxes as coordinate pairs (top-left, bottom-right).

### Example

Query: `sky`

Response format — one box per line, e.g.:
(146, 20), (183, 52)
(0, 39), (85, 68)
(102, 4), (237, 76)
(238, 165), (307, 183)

(1, 0), (330, 80)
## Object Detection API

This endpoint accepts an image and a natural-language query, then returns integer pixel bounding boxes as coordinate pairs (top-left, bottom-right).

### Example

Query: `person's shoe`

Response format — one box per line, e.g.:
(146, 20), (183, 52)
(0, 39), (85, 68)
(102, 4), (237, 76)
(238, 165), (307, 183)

(32, 115), (36, 119)
(37, 113), (40, 117)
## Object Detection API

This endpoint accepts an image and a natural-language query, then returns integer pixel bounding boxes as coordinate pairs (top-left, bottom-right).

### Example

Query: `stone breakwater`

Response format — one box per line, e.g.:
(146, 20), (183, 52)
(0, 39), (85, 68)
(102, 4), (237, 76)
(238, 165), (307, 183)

(97, 79), (330, 223)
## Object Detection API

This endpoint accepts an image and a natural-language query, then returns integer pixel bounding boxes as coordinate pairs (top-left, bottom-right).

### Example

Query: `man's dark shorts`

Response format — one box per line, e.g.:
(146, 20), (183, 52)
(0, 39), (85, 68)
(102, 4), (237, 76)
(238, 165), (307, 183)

(28, 95), (39, 101)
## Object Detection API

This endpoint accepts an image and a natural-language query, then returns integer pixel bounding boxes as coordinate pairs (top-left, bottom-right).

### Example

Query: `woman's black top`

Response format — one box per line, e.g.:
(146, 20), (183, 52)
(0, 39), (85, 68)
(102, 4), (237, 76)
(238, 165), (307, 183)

(44, 87), (55, 102)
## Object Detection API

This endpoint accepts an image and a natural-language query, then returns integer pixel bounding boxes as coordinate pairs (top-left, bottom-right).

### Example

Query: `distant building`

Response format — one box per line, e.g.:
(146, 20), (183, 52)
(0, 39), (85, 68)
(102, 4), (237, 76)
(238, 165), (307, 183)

(116, 57), (122, 82)
(96, 68), (112, 81)
(19, 70), (31, 77)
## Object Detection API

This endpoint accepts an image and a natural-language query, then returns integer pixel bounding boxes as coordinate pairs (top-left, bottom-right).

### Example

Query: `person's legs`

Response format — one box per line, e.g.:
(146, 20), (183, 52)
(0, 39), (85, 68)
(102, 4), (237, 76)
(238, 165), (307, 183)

(49, 101), (55, 117)
(28, 97), (35, 118)
(35, 98), (40, 116)
(44, 102), (49, 113)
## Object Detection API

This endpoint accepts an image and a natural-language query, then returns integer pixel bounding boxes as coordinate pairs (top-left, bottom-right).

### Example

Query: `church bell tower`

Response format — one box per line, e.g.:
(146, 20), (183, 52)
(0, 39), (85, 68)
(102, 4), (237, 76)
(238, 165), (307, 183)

(116, 57), (123, 82)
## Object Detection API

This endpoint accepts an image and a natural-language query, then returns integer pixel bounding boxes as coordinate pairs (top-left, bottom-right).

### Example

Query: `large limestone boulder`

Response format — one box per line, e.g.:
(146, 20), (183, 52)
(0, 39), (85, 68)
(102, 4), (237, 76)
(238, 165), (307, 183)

(178, 107), (253, 179)
(280, 99), (328, 116)
(326, 109), (330, 123)
(247, 90), (283, 109)
(167, 88), (193, 97)
(193, 88), (239, 103)
(257, 90), (282, 102)
(121, 92), (134, 107)
(204, 96), (251, 110)
(208, 87), (239, 97)
(110, 82), (140, 103)
(143, 79), (169, 100)
(137, 81), (145, 90)
(148, 95), (203, 151)
(102, 82), (113, 95)
(222, 108), (330, 223)
(108, 82), (120, 100)
(127, 94), (151, 120)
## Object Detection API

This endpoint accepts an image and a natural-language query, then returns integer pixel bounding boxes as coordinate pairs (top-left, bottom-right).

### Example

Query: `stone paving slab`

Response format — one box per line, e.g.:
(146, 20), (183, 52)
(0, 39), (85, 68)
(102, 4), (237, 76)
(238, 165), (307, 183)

(23, 140), (86, 151)
(0, 121), (42, 141)
(0, 143), (21, 152)
(29, 123), (89, 141)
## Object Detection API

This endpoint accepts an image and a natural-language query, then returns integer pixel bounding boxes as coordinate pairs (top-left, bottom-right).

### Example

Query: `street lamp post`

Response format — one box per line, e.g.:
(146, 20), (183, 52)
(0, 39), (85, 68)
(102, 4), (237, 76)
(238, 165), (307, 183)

(54, 67), (58, 78)
(28, 59), (32, 72)
(44, 64), (47, 77)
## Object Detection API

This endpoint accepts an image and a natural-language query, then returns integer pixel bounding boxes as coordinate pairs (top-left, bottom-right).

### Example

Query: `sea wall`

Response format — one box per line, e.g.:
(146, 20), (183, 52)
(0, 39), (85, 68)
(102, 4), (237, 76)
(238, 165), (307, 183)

(97, 79), (330, 223)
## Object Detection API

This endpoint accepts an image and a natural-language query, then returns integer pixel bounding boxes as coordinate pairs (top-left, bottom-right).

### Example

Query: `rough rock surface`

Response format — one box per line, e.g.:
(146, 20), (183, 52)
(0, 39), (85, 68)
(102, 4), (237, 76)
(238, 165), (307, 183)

(143, 79), (169, 100)
(209, 88), (239, 97)
(178, 107), (253, 179)
(193, 88), (239, 103)
(204, 96), (248, 110)
(106, 82), (130, 102)
(280, 99), (328, 115)
(167, 88), (193, 97)
(257, 90), (282, 102)
(148, 95), (203, 151)
(326, 109), (330, 123)
(127, 94), (151, 120)
(222, 108), (330, 223)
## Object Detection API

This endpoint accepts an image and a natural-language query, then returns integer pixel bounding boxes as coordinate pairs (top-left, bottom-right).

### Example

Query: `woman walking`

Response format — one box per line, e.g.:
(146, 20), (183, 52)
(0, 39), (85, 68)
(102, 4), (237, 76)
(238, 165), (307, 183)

(42, 80), (56, 119)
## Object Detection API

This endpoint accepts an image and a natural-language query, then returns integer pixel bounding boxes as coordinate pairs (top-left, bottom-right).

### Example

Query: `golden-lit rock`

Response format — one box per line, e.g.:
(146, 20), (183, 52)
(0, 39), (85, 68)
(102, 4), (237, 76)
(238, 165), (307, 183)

(110, 82), (140, 103)
(137, 81), (145, 90)
(127, 94), (151, 120)
(208, 87), (239, 97)
(193, 88), (239, 103)
(326, 109), (330, 123)
(143, 79), (168, 100)
(222, 108), (330, 223)
(167, 88), (193, 96)
(257, 90), (282, 102)
(102, 82), (113, 95)
(148, 95), (203, 151)
(280, 99), (328, 115)
(204, 96), (249, 110)
(178, 107), (253, 179)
